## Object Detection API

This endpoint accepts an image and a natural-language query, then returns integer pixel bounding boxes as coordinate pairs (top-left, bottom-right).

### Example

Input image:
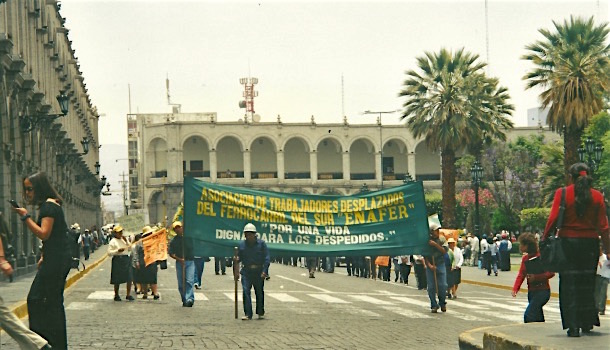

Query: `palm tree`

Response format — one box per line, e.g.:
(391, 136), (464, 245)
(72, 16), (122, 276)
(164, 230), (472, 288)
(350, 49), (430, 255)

(522, 16), (610, 177)
(399, 48), (514, 229)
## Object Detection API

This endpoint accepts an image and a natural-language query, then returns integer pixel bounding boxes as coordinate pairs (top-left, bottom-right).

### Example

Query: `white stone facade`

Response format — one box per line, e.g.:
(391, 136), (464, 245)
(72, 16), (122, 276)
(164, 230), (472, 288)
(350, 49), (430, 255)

(129, 113), (560, 224)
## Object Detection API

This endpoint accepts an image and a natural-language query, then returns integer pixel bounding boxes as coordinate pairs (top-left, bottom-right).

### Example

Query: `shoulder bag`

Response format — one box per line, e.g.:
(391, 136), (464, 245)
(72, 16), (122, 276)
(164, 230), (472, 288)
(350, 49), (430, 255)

(539, 187), (567, 272)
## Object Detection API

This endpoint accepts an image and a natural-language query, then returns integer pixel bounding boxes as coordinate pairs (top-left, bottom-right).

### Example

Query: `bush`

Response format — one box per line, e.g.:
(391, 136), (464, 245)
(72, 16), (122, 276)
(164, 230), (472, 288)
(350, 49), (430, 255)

(520, 208), (550, 233)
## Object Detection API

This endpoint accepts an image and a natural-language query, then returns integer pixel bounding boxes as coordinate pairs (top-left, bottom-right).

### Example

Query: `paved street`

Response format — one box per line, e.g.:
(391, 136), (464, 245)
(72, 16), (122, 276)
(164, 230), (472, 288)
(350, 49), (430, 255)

(1, 253), (608, 349)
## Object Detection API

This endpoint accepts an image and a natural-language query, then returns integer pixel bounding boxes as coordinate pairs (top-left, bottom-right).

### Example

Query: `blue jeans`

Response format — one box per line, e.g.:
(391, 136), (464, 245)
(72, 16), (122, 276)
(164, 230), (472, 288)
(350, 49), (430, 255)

(176, 260), (195, 304)
(425, 262), (447, 309)
(525, 289), (550, 323)
(193, 257), (205, 287)
(241, 269), (265, 318)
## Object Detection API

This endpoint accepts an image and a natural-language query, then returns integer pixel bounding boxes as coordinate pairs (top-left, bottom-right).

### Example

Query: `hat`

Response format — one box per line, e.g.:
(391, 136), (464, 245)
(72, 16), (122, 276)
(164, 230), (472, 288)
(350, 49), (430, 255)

(84, 229), (90, 232)
(243, 223), (257, 233)
(429, 222), (441, 231)
(493, 237), (498, 241)
(113, 225), (123, 233)
(467, 233), (472, 237)
(172, 221), (182, 229)
(72, 223), (80, 230)
(447, 238), (456, 243)
(142, 226), (154, 235)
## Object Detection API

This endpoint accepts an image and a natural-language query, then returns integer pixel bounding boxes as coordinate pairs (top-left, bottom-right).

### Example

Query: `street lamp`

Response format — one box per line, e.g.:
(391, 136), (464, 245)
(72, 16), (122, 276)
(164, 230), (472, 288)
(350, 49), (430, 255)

(94, 161), (101, 175)
(578, 137), (604, 175)
(360, 183), (369, 193)
(470, 160), (483, 238)
(363, 109), (399, 189)
(20, 91), (69, 133)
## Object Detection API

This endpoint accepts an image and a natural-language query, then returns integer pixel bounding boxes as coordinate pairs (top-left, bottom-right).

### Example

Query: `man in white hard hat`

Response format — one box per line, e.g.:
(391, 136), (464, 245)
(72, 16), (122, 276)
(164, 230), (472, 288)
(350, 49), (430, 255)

(424, 222), (449, 313)
(237, 223), (270, 320)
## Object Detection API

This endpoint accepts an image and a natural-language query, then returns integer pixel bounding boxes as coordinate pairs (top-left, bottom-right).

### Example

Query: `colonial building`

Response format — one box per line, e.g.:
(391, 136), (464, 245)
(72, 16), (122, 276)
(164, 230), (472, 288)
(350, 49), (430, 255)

(127, 113), (560, 224)
(0, 1), (101, 273)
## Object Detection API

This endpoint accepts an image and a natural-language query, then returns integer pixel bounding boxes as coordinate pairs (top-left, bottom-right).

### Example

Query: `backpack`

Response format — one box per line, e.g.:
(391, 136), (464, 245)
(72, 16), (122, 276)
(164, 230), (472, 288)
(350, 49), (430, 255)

(67, 229), (85, 270)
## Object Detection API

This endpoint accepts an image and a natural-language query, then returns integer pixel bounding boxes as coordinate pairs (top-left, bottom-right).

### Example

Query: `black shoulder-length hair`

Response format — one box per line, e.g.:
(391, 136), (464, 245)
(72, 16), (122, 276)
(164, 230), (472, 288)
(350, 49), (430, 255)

(23, 172), (63, 206)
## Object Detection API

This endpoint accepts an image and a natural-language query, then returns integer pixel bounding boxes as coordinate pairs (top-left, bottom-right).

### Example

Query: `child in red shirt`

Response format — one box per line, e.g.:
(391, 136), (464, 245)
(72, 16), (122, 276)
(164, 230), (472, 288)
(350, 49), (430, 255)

(512, 232), (555, 323)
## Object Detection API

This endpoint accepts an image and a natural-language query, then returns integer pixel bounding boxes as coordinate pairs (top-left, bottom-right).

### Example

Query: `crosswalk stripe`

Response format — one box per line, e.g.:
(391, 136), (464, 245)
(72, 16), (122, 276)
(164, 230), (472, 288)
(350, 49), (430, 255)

(267, 293), (304, 302)
(389, 296), (429, 307)
(194, 292), (208, 301)
(87, 291), (116, 300)
(382, 306), (432, 318)
(472, 299), (523, 312)
(510, 300), (560, 313)
(349, 295), (395, 305)
(389, 297), (490, 321)
(343, 308), (381, 317)
(224, 292), (255, 302)
(308, 294), (351, 304)
(446, 300), (486, 309)
(475, 310), (524, 322)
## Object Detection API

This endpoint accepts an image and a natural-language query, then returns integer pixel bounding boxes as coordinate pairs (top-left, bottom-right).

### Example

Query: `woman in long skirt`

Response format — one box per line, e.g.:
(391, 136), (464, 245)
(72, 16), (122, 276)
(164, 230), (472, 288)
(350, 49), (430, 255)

(542, 163), (610, 337)
(108, 226), (133, 301)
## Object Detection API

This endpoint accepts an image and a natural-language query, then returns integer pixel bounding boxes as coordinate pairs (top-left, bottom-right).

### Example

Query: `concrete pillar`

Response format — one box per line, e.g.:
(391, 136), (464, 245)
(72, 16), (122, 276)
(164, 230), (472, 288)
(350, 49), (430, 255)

(244, 150), (251, 182)
(310, 151), (318, 181)
(375, 152), (382, 186)
(408, 152), (416, 180)
(342, 151), (350, 181)
(210, 149), (217, 181)
(277, 150), (285, 181)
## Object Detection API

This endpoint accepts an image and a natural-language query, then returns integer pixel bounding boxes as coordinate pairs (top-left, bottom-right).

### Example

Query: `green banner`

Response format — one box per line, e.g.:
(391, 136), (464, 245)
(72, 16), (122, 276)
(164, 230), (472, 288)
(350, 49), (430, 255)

(183, 177), (431, 257)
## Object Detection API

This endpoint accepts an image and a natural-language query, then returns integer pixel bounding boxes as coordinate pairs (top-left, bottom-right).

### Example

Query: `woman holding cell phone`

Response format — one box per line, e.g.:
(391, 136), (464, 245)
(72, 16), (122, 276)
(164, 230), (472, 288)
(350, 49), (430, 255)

(10, 172), (71, 349)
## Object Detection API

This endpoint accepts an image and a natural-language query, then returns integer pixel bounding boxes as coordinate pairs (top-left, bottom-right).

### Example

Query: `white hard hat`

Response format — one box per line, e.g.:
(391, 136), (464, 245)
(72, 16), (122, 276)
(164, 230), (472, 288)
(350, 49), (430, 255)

(243, 223), (257, 233)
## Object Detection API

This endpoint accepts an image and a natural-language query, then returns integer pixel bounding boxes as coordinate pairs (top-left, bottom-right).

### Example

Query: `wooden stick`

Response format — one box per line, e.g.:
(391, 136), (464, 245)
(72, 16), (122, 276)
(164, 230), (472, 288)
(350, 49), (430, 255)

(233, 247), (239, 319)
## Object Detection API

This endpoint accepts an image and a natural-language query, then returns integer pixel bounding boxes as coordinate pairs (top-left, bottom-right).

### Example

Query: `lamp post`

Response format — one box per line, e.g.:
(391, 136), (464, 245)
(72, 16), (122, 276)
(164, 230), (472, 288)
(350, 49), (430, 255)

(20, 91), (69, 133)
(363, 110), (399, 189)
(470, 160), (483, 238)
(578, 137), (604, 175)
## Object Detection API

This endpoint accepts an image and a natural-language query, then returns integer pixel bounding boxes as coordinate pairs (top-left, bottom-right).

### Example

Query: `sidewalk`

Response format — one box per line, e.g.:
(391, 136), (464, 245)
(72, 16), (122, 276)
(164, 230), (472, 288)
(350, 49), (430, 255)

(458, 255), (610, 349)
(0, 245), (108, 319)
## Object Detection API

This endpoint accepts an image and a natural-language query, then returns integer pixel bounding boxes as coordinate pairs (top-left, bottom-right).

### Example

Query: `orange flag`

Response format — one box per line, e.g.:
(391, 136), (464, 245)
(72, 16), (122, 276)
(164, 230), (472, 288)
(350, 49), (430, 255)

(142, 228), (168, 267)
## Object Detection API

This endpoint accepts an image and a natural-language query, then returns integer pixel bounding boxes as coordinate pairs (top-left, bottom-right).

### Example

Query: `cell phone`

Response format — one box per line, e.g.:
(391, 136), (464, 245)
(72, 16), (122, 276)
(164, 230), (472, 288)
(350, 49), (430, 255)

(7, 200), (19, 208)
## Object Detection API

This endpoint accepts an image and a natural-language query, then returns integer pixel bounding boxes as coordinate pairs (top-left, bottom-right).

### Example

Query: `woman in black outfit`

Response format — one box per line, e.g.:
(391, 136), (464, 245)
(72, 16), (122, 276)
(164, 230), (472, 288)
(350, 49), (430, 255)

(11, 172), (71, 349)
(542, 163), (610, 337)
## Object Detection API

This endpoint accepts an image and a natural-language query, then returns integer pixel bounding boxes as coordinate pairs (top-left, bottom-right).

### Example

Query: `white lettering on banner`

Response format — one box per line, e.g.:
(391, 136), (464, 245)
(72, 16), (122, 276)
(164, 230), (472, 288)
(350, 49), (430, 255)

(215, 229), (244, 240)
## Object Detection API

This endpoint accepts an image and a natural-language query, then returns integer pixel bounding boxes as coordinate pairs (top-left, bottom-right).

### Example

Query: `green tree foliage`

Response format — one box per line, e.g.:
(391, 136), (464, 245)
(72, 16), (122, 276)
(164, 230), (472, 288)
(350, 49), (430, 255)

(520, 208), (551, 233)
(523, 16), (610, 176)
(400, 48), (514, 228)
(539, 140), (565, 205)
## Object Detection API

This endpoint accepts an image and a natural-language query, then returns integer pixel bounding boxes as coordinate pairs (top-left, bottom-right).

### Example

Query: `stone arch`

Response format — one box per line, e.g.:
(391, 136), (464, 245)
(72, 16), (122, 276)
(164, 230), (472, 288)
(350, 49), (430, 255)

(216, 135), (244, 178)
(317, 137), (343, 180)
(284, 136), (311, 179)
(349, 137), (375, 180)
(183, 134), (210, 177)
(250, 136), (277, 178)
(146, 137), (168, 178)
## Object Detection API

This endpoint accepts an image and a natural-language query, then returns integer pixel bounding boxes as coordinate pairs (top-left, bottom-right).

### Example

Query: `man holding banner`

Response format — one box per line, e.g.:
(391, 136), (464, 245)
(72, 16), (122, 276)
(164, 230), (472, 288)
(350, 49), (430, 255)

(424, 222), (448, 313)
(169, 221), (195, 307)
(237, 223), (270, 320)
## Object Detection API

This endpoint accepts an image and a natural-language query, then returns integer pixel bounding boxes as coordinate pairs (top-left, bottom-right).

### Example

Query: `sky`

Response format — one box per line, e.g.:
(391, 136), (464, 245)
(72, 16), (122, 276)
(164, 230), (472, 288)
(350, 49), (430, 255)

(60, 0), (610, 149)
(58, 0), (609, 213)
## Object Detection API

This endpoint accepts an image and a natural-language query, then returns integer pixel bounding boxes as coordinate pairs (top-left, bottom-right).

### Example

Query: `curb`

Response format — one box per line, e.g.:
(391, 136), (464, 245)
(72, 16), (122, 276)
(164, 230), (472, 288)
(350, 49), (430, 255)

(11, 254), (109, 320)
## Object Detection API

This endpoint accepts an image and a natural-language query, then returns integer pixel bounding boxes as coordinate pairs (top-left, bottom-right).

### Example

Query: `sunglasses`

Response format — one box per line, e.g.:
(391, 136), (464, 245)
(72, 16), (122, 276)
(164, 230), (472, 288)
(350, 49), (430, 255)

(24, 186), (34, 192)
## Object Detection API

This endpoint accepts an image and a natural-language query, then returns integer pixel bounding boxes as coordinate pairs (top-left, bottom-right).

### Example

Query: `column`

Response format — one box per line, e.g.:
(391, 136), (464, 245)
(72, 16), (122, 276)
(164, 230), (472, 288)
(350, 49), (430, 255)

(210, 149), (217, 181)
(244, 150), (251, 182)
(408, 152), (416, 179)
(277, 150), (285, 181)
(375, 152), (382, 186)
(310, 152), (318, 181)
(342, 151), (350, 181)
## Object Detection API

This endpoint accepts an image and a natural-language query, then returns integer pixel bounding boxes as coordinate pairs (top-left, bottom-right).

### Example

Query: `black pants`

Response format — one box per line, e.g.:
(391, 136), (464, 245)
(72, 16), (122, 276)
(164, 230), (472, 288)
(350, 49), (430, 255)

(27, 254), (71, 349)
(414, 263), (426, 289)
(214, 257), (226, 274)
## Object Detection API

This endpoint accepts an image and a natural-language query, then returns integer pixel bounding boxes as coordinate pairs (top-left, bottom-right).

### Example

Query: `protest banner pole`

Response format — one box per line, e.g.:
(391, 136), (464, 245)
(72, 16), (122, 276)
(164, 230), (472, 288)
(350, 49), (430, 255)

(233, 246), (239, 319)
(432, 256), (439, 299)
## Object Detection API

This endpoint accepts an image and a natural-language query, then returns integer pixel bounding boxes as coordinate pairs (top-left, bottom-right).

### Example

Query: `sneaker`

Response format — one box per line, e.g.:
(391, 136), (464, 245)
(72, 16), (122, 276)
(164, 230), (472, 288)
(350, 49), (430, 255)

(495, 272), (498, 276)
(241, 316), (252, 320)
(567, 328), (580, 337)
(441, 306), (447, 312)
(222, 272), (226, 275)
(114, 295), (121, 302)
(185, 300), (194, 307)
(431, 307), (438, 313)
(125, 295), (135, 301)
(215, 272), (220, 275)
(153, 294), (160, 300)
(194, 284), (201, 290)
(142, 294), (148, 300)
(257, 314), (265, 319)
